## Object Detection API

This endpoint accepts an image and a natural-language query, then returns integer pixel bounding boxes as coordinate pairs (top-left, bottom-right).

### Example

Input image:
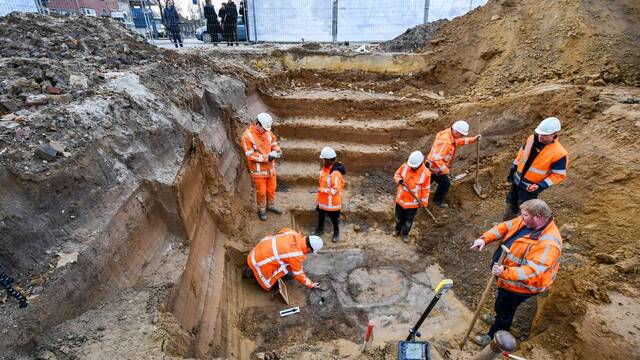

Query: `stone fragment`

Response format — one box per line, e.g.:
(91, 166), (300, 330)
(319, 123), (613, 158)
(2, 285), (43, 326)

(592, 79), (606, 86)
(0, 120), (20, 129)
(615, 257), (639, 273)
(49, 141), (66, 153)
(0, 96), (18, 112)
(47, 94), (74, 104)
(491, 15), (501, 21)
(25, 94), (49, 106)
(46, 86), (63, 95)
(36, 143), (58, 161)
(595, 252), (617, 264)
(69, 74), (89, 89)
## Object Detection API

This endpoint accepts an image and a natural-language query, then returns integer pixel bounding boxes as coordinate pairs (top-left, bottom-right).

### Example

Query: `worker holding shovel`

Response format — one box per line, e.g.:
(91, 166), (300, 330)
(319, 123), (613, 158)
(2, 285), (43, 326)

(468, 199), (562, 347)
(426, 120), (481, 208)
(393, 151), (431, 242)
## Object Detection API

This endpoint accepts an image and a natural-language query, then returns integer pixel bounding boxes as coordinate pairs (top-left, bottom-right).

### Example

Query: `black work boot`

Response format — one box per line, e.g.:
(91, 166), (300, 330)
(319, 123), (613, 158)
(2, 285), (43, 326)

(332, 231), (339, 242)
(258, 210), (267, 221)
(267, 205), (283, 214)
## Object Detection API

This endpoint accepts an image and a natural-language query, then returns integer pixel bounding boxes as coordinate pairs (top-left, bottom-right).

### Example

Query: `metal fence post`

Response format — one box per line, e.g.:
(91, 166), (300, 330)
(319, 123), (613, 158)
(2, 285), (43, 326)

(423, 0), (430, 23)
(332, 0), (338, 43)
(250, 0), (258, 42)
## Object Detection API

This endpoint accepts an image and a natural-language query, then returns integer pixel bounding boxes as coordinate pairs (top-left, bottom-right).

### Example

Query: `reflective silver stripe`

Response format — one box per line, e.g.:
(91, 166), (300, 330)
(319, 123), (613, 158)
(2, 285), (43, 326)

(513, 172), (532, 187)
(506, 220), (513, 230)
(319, 204), (341, 210)
(418, 168), (428, 185)
(401, 163), (409, 178)
(292, 270), (304, 275)
(439, 165), (447, 171)
(252, 170), (268, 176)
(327, 172), (332, 207)
(501, 279), (547, 293)
(507, 253), (523, 264)
(464, 138), (471, 145)
(512, 159), (519, 166)
(398, 199), (419, 206)
(490, 228), (502, 239)
(528, 166), (548, 175)
(516, 267), (527, 280)
(521, 137), (533, 165)
(539, 244), (551, 264)
(528, 262), (549, 276)
(544, 178), (554, 187)
(551, 169), (566, 175)
(444, 154), (452, 161)
(245, 149), (255, 156)
(539, 234), (562, 248)
(251, 250), (272, 288)
(256, 250), (304, 267)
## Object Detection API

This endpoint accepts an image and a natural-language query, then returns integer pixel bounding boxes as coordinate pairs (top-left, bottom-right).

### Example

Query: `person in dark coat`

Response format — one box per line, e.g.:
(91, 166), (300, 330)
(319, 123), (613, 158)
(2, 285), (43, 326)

(224, 0), (239, 46)
(163, 0), (183, 48)
(203, 0), (220, 45)
(218, 2), (227, 43)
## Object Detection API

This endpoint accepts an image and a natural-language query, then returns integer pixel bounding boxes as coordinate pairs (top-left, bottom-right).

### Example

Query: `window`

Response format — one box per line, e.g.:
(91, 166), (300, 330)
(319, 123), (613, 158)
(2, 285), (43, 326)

(80, 8), (97, 16)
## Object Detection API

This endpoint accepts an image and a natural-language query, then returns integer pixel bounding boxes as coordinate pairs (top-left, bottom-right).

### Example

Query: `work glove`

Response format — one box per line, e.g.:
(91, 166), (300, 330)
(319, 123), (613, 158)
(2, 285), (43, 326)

(491, 263), (504, 276)
(398, 179), (404, 185)
(268, 151), (278, 161)
(470, 239), (486, 251)
(475, 134), (482, 141)
(309, 282), (322, 290)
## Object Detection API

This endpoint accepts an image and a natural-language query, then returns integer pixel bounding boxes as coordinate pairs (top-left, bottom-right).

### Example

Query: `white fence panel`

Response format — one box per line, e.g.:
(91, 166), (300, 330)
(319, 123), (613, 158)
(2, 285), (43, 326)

(427, 0), (487, 22)
(336, 0), (424, 42)
(246, 0), (332, 42)
(0, 0), (39, 16)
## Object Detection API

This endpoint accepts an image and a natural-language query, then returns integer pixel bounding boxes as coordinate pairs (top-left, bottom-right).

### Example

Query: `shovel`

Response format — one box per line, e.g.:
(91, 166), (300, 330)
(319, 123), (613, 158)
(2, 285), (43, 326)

(400, 182), (441, 226)
(473, 138), (487, 199)
(459, 245), (511, 349)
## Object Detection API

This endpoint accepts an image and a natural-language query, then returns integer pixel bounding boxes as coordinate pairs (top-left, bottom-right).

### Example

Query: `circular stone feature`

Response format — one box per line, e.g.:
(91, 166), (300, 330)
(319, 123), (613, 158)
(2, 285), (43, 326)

(346, 267), (407, 305)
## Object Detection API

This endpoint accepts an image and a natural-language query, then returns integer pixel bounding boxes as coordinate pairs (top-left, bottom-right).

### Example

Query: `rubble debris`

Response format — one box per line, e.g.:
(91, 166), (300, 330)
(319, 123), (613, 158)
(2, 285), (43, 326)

(35, 144), (58, 161)
(381, 20), (448, 52)
(56, 251), (79, 268)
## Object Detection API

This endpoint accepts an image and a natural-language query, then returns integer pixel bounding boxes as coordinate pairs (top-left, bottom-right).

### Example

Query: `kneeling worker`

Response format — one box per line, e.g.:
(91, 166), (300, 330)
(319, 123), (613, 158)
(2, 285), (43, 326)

(241, 112), (283, 221)
(245, 228), (323, 291)
(315, 147), (346, 242)
(470, 199), (562, 346)
(426, 120), (481, 207)
(393, 151), (431, 242)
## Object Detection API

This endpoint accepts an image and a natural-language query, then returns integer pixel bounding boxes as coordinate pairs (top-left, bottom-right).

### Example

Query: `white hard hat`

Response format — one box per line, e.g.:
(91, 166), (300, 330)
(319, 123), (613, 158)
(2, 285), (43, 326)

(452, 120), (470, 136)
(308, 235), (323, 253)
(407, 150), (424, 169)
(256, 112), (273, 130)
(535, 117), (561, 135)
(319, 146), (337, 159)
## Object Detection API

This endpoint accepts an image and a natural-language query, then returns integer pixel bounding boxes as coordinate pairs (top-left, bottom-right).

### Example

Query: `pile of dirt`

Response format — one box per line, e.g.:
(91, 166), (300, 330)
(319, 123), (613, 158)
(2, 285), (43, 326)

(385, 0), (640, 92)
(380, 20), (448, 52)
(0, 12), (156, 62)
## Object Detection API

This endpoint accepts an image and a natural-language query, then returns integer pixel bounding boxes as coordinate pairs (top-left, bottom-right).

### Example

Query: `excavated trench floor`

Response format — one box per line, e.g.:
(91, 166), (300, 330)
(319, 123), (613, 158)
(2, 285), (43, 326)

(224, 87), (475, 359)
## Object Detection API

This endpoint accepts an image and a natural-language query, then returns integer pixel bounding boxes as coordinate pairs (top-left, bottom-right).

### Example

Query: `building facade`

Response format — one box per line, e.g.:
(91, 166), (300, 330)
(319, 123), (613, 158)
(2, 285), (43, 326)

(46, 0), (118, 16)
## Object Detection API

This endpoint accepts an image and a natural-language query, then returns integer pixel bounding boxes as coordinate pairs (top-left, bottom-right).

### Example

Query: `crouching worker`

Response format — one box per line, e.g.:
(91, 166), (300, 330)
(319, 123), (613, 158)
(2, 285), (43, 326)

(469, 199), (562, 346)
(243, 228), (324, 291)
(315, 146), (346, 243)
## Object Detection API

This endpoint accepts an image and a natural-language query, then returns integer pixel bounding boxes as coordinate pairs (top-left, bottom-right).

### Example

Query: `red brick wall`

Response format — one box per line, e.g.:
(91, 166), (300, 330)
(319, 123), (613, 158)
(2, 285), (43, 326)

(48, 0), (119, 16)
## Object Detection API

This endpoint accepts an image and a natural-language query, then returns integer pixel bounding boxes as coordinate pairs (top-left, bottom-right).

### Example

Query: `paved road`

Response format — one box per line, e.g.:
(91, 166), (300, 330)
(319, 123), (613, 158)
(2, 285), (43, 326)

(153, 37), (251, 49)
